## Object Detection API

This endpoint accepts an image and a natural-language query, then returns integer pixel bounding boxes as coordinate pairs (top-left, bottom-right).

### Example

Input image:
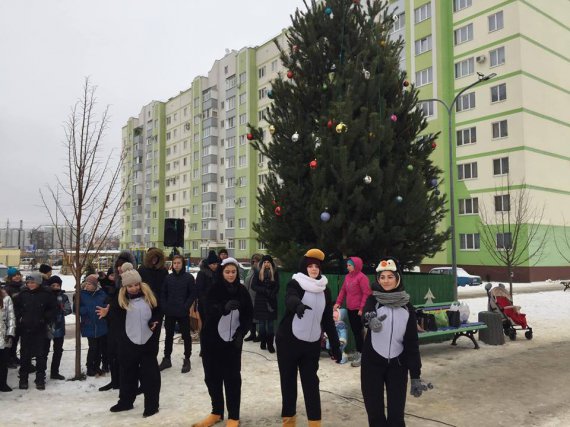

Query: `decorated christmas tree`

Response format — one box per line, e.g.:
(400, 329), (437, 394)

(249, 0), (448, 269)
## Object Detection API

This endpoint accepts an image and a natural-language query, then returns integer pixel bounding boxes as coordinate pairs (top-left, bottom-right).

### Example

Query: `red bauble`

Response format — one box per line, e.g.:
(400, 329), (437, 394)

(403, 80), (410, 87)
(309, 159), (318, 169)
(327, 120), (333, 129)
(287, 70), (294, 79)
(431, 142), (437, 149)
(353, 0), (360, 4)
(274, 206), (282, 216)
(246, 133), (254, 141)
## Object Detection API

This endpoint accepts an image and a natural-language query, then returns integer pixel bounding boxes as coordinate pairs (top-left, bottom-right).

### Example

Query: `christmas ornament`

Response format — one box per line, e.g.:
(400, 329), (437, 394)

(362, 69), (370, 80)
(246, 133), (254, 141)
(269, 125), (276, 135)
(325, 6), (332, 15)
(407, 165), (414, 171)
(276, 176), (284, 185)
(403, 80), (410, 87)
(392, 14), (399, 22)
(335, 122), (348, 134)
(292, 132), (300, 142)
(272, 200), (277, 206)
(274, 206), (282, 216)
(430, 178), (438, 187)
(369, 132), (375, 138)
(267, 90), (274, 99)
(353, 0), (360, 4)
(363, 175), (372, 184)
(395, 196), (403, 203)
(330, 63), (337, 71)
(287, 70), (294, 79)
(379, 40), (386, 47)
(315, 138), (321, 149)
(390, 114), (398, 122)
(431, 142), (437, 149)
(435, 189), (441, 196)
(320, 211), (331, 222)
(309, 159), (318, 169)
(322, 83), (328, 91)
(327, 119), (334, 129)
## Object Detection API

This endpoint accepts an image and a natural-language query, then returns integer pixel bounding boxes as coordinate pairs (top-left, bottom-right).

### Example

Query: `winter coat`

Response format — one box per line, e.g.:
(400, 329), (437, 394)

(0, 295), (16, 349)
(201, 275), (253, 355)
(335, 257), (371, 311)
(251, 264), (279, 321)
(106, 251), (136, 342)
(76, 288), (108, 338)
(196, 263), (216, 318)
(51, 290), (72, 338)
(13, 286), (57, 336)
(138, 247), (168, 300)
(277, 276), (340, 351)
(161, 269), (197, 317)
(4, 281), (24, 298)
(243, 266), (258, 305)
(113, 250), (136, 289)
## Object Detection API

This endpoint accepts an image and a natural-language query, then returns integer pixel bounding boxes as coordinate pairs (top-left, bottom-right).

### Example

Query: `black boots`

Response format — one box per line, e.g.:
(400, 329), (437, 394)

(159, 357), (172, 371)
(267, 335), (275, 354)
(110, 402), (134, 412)
(244, 326), (257, 342)
(181, 358), (191, 373)
(260, 334), (267, 350)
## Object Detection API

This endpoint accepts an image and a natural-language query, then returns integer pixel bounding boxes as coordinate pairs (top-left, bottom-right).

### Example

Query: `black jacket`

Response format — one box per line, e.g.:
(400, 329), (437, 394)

(161, 269), (196, 317)
(196, 263), (216, 317)
(251, 266), (279, 321)
(4, 281), (23, 298)
(13, 286), (57, 335)
(138, 247), (168, 300)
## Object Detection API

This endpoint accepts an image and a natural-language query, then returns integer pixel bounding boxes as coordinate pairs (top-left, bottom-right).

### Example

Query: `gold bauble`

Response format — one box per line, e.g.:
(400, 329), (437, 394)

(335, 122), (348, 134)
(269, 125), (276, 135)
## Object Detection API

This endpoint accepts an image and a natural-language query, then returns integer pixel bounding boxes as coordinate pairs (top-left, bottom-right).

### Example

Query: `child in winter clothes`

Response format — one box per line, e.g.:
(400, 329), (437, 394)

(334, 256), (371, 367)
(325, 308), (348, 364)
(251, 254), (279, 353)
(76, 274), (108, 376)
(361, 257), (428, 426)
(276, 249), (342, 427)
(46, 276), (71, 380)
(192, 257), (253, 427)
(0, 288), (16, 391)
(96, 262), (161, 418)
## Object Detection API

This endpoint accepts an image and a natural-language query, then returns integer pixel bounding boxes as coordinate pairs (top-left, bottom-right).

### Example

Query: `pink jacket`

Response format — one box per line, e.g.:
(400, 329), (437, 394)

(335, 257), (371, 311)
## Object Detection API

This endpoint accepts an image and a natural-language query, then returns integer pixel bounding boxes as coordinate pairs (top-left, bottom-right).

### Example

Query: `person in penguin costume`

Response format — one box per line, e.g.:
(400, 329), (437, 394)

(360, 257), (430, 426)
(276, 248), (342, 427)
(192, 257), (253, 427)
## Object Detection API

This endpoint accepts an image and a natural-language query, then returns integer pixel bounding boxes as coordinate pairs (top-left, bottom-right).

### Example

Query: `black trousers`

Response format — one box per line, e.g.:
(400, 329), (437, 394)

(202, 345), (242, 420)
(19, 333), (48, 383)
(118, 338), (161, 412)
(87, 336), (105, 371)
(276, 336), (321, 421)
(164, 315), (191, 359)
(0, 348), (9, 387)
(347, 309), (365, 353)
(361, 348), (408, 427)
(45, 337), (64, 375)
(107, 334), (120, 387)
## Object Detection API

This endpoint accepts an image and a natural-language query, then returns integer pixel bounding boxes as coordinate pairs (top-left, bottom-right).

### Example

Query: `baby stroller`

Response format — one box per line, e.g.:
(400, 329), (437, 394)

(485, 283), (533, 340)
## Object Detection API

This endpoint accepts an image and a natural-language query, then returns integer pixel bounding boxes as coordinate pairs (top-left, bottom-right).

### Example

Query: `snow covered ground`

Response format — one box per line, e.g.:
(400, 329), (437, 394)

(3, 274), (570, 426)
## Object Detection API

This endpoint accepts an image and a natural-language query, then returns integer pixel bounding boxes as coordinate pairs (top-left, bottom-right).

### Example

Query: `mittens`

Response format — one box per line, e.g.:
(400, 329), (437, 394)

(364, 311), (387, 333)
(295, 303), (312, 319)
(410, 378), (430, 398)
(224, 300), (240, 313)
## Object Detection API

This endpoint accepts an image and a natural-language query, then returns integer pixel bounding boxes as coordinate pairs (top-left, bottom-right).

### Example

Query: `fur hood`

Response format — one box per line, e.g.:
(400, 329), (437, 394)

(143, 247), (166, 269)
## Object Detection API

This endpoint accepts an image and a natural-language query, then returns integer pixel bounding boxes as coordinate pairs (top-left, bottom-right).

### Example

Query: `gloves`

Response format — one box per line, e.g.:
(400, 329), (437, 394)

(224, 300), (240, 313)
(232, 330), (244, 351)
(295, 303), (312, 319)
(364, 312), (387, 333)
(410, 378), (430, 398)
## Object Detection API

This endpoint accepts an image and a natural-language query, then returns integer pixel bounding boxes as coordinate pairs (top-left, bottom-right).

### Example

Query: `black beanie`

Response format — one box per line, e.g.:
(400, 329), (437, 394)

(206, 250), (220, 265)
(47, 276), (63, 286)
(39, 264), (52, 274)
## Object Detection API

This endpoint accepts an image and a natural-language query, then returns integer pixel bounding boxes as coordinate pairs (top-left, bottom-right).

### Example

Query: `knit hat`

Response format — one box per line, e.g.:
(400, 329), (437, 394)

(346, 259), (355, 267)
(25, 272), (43, 284)
(221, 257), (240, 270)
(7, 267), (19, 277)
(206, 250), (220, 266)
(39, 264), (52, 274)
(82, 274), (99, 287)
(107, 267), (114, 276)
(218, 248), (229, 256)
(261, 254), (274, 265)
(120, 262), (142, 287)
(375, 257), (404, 291)
(303, 248), (325, 269)
(47, 276), (63, 286)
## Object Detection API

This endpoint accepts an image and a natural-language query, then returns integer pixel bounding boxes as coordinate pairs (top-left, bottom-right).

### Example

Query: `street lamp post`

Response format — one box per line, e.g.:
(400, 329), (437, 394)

(421, 72), (496, 301)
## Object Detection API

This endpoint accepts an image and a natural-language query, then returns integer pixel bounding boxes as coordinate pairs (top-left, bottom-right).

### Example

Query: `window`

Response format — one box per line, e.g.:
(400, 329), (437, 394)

(258, 87), (267, 99)
(415, 67), (433, 87)
(258, 240), (267, 250)
(488, 11), (504, 32)
(458, 162), (478, 180)
(239, 155), (247, 167)
(227, 136), (236, 148)
(456, 92), (475, 112)
(192, 241), (198, 250)
(258, 173), (268, 185)
(459, 197), (479, 215)
(415, 35), (432, 56)
(490, 46), (505, 67)
(226, 96), (236, 111)
(453, 0), (472, 12)
(271, 59), (278, 72)
(227, 218), (235, 229)
(226, 177), (235, 188)
(390, 12), (405, 33)
(492, 120), (508, 139)
(194, 97), (200, 108)
(225, 75), (236, 90)
(418, 100), (434, 117)
(258, 66), (266, 79)
(454, 23), (473, 45)
(239, 135), (246, 145)
(166, 116), (172, 125)
(491, 83), (507, 103)
(495, 194), (510, 212)
(226, 156), (235, 168)
(496, 232), (512, 250)
(166, 132), (171, 141)
(493, 157), (509, 175)
(238, 240), (247, 251)
(239, 113), (247, 125)
(227, 239), (235, 250)
(455, 57), (474, 79)
(239, 93), (247, 105)
(460, 233), (480, 250)
(239, 72), (246, 84)
(414, 4), (431, 23)
(238, 218), (246, 229)
(225, 117), (235, 129)
(457, 127), (477, 146)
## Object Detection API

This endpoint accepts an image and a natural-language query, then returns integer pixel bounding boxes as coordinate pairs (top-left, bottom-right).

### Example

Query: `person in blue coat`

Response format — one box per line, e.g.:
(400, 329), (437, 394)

(46, 276), (71, 380)
(76, 274), (108, 376)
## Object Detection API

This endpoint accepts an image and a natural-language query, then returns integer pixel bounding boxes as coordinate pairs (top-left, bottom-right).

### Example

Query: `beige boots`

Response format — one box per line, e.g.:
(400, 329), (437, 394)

(191, 414), (222, 427)
(308, 421), (322, 427)
(282, 416), (321, 426)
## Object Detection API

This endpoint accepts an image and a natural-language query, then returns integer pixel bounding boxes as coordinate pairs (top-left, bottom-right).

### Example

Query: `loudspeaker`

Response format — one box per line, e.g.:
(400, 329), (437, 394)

(164, 218), (185, 247)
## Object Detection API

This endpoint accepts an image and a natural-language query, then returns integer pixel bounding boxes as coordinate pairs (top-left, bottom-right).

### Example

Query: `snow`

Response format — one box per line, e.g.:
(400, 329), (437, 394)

(3, 275), (570, 426)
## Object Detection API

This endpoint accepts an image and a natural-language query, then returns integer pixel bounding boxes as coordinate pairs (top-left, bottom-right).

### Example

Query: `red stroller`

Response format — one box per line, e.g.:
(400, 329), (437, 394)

(485, 283), (533, 340)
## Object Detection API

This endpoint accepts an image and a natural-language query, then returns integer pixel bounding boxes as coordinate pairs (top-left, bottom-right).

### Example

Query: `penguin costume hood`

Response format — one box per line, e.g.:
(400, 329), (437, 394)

(372, 256), (410, 307)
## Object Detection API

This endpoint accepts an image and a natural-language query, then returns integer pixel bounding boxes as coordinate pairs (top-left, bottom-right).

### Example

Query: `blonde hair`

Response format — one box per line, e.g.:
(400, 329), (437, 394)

(259, 261), (275, 282)
(118, 281), (157, 310)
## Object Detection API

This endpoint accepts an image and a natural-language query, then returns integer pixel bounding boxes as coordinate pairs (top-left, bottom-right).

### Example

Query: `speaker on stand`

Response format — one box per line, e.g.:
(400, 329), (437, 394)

(164, 218), (185, 248)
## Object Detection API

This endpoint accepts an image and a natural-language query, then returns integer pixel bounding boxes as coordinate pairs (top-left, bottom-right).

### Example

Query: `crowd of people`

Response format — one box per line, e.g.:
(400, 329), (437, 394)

(0, 248), (431, 426)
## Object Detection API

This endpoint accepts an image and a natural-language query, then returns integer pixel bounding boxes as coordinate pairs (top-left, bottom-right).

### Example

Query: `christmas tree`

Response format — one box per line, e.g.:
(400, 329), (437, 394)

(249, 0), (448, 269)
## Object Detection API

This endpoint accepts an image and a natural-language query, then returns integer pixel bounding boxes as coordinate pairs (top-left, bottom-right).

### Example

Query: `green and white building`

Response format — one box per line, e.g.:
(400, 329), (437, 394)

(121, 0), (569, 279)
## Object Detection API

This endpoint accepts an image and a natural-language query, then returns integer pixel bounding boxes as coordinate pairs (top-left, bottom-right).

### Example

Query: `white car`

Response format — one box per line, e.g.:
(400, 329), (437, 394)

(428, 267), (482, 286)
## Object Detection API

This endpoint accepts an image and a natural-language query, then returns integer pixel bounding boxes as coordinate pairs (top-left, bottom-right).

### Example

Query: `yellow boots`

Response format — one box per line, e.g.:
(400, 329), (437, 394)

(191, 414), (222, 427)
(308, 421), (322, 427)
(226, 420), (240, 427)
(282, 416), (296, 426)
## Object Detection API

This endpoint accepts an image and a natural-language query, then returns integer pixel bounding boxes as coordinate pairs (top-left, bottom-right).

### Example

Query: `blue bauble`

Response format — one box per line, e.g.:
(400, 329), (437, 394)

(325, 6), (332, 15)
(320, 211), (331, 222)
(435, 189), (441, 196)
(430, 178), (438, 187)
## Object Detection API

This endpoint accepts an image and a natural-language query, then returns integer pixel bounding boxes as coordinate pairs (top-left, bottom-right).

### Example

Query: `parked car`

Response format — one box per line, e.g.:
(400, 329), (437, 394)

(428, 266), (482, 286)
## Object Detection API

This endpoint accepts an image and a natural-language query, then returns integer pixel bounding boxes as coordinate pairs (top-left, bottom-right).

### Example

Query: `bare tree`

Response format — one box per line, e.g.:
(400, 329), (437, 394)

(41, 77), (126, 380)
(479, 180), (548, 299)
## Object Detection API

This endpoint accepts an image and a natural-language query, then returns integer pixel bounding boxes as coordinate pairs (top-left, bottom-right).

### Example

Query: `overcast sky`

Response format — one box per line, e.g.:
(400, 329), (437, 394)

(0, 0), (306, 229)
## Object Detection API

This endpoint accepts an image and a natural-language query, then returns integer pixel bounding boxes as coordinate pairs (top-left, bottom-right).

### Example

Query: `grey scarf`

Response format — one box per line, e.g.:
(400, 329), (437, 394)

(373, 290), (410, 308)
